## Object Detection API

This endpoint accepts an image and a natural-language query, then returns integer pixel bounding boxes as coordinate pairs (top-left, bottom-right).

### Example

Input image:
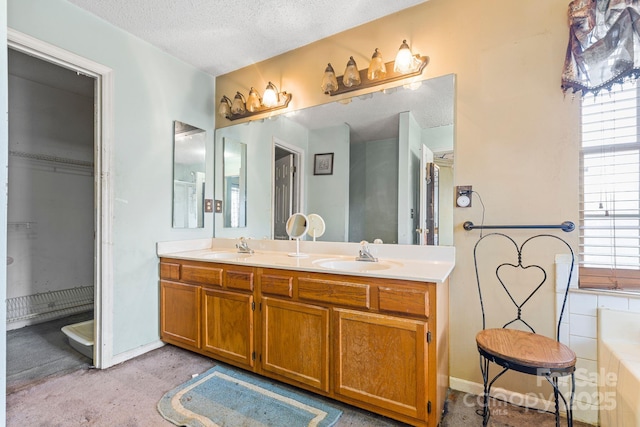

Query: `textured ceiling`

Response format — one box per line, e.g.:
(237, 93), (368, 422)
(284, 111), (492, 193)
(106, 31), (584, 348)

(67, 0), (428, 76)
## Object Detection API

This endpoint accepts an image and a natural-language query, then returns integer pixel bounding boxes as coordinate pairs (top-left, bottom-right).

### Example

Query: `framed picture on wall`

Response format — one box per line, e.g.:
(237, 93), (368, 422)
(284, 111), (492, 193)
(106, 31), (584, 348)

(314, 153), (334, 175)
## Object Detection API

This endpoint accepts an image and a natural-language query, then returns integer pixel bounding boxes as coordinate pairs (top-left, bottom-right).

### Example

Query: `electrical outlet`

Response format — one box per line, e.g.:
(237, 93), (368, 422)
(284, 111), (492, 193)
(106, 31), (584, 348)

(456, 185), (472, 207)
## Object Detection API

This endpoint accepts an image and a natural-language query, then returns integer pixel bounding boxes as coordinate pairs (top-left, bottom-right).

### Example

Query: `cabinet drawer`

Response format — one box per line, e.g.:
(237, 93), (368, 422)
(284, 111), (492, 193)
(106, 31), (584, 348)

(261, 274), (293, 298)
(160, 262), (180, 280)
(298, 278), (369, 309)
(378, 287), (429, 318)
(182, 264), (223, 287)
(226, 269), (254, 292)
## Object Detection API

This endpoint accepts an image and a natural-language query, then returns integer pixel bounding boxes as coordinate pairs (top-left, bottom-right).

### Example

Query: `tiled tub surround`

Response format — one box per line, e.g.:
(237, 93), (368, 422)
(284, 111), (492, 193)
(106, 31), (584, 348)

(554, 256), (640, 425)
(598, 309), (640, 427)
(156, 238), (456, 283)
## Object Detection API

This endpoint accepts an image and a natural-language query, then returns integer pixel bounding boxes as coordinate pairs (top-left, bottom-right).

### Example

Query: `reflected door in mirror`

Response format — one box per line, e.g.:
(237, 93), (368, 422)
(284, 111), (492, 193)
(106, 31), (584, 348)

(274, 154), (294, 240)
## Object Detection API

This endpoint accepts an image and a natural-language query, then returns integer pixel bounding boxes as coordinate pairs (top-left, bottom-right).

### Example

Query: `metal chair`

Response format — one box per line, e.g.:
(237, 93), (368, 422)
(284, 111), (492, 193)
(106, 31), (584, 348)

(473, 233), (576, 427)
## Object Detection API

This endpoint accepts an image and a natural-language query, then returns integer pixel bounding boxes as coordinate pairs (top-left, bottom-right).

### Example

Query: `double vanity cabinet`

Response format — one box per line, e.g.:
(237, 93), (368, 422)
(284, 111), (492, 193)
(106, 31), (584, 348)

(158, 242), (453, 426)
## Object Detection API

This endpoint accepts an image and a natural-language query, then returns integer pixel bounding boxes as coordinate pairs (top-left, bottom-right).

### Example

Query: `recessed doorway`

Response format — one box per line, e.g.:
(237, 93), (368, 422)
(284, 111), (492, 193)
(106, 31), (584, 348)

(273, 139), (303, 240)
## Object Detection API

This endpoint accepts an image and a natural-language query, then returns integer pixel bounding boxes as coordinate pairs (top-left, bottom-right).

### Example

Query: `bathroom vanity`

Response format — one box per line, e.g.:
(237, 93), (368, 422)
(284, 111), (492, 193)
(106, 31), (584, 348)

(157, 239), (454, 427)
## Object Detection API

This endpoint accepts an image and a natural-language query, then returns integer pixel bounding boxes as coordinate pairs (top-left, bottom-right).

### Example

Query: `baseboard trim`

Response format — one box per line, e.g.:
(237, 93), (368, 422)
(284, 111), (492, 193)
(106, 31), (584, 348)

(108, 340), (165, 367)
(449, 377), (558, 413)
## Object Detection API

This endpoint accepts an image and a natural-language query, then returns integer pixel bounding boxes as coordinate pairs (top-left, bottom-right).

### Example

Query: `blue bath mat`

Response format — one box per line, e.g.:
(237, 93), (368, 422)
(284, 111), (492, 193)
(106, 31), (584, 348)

(157, 365), (342, 427)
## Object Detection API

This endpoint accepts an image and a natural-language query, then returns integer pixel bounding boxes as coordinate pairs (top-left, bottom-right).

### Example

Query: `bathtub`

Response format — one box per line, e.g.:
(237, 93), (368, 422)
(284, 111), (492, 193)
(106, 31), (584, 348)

(598, 308), (640, 427)
(61, 319), (94, 359)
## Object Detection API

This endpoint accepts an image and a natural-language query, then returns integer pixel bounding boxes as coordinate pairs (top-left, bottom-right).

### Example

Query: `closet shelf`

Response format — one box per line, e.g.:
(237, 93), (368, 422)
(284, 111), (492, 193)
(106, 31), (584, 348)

(9, 150), (93, 168)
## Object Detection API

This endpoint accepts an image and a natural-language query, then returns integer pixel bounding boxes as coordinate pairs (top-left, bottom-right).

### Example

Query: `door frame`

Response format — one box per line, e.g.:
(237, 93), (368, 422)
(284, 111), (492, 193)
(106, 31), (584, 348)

(8, 29), (115, 369)
(271, 137), (304, 238)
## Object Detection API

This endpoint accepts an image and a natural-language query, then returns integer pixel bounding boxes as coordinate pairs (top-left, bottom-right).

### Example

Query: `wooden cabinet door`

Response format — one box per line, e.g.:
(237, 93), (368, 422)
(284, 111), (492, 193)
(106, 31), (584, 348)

(261, 297), (330, 392)
(334, 308), (428, 420)
(202, 288), (254, 368)
(160, 280), (201, 349)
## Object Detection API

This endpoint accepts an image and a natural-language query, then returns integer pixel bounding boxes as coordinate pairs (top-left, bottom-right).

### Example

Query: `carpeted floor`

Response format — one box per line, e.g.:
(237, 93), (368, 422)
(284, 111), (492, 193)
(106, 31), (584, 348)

(6, 318), (594, 426)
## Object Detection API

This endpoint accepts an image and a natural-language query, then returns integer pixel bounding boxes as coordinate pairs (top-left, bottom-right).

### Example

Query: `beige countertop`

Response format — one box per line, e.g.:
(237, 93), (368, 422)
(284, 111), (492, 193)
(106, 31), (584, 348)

(157, 238), (455, 283)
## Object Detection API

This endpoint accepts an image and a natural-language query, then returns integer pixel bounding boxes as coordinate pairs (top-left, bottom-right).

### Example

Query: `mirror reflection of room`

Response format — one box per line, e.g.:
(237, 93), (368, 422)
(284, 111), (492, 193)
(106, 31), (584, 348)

(172, 121), (206, 229)
(214, 74), (454, 245)
(223, 138), (247, 228)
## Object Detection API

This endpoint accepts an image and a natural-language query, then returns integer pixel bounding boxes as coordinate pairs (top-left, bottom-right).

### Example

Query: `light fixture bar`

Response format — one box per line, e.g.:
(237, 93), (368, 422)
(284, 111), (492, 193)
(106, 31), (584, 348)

(225, 92), (292, 121)
(326, 56), (429, 96)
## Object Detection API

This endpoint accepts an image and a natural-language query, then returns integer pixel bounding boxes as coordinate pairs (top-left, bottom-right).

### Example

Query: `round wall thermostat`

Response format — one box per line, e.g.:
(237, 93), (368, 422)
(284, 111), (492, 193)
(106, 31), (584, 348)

(456, 194), (471, 208)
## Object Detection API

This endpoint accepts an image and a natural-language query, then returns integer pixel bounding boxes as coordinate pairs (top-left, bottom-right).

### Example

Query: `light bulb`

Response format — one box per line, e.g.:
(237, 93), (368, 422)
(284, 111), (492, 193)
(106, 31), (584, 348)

(230, 92), (246, 115)
(342, 56), (361, 88)
(262, 82), (279, 107)
(321, 63), (339, 93)
(218, 96), (231, 118)
(367, 48), (387, 80)
(246, 87), (261, 112)
(394, 39), (415, 74)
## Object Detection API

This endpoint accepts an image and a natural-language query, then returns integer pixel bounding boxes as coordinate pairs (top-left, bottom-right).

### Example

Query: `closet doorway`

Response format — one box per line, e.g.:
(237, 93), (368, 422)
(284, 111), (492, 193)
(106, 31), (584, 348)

(5, 30), (114, 377)
(6, 48), (96, 384)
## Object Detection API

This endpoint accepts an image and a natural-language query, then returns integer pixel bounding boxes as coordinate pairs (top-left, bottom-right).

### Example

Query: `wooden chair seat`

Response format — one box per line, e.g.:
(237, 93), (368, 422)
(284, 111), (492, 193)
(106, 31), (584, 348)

(476, 328), (576, 374)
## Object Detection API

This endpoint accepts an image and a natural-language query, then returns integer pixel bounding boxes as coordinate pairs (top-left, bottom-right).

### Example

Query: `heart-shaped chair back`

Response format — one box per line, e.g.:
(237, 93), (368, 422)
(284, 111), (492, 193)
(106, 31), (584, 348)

(473, 233), (574, 341)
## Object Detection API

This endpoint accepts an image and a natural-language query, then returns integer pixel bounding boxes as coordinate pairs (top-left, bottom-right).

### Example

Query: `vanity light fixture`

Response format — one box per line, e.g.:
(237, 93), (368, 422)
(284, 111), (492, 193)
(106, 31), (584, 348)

(246, 87), (262, 112)
(231, 92), (247, 115)
(394, 39), (418, 73)
(367, 48), (387, 80)
(322, 39), (429, 96)
(218, 84), (292, 121)
(218, 95), (232, 119)
(262, 82), (279, 107)
(321, 63), (339, 93)
(342, 56), (362, 88)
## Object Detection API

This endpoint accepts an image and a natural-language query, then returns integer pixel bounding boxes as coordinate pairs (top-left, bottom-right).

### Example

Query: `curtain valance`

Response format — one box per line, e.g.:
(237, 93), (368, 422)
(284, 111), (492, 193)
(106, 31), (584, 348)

(562, 0), (640, 95)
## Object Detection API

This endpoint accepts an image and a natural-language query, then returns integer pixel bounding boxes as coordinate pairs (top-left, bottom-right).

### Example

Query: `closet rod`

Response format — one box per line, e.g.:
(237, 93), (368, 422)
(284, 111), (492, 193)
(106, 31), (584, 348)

(9, 150), (93, 168)
(463, 221), (575, 233)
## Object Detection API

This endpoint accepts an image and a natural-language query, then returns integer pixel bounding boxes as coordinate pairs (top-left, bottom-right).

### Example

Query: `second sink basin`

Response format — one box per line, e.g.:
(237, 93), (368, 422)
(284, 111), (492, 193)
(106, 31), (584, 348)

(313, 259), (400, 272)
(202, 251), (252, 260)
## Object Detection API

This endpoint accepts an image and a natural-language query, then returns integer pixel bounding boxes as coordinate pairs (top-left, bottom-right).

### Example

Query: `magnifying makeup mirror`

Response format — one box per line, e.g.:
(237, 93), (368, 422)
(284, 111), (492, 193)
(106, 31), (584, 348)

(307, 214), (326, 241)
(285, 213), (309, 257)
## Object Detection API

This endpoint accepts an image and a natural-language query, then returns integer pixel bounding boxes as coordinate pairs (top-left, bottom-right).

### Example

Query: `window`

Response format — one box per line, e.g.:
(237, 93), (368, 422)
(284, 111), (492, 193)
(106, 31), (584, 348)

(580, 81), (640, 290)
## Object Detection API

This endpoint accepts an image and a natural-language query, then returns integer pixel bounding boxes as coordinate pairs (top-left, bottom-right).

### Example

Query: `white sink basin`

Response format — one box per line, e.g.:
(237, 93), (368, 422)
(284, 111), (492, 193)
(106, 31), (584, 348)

(313, 259), (399, 272)
(201, 252), (252, 260)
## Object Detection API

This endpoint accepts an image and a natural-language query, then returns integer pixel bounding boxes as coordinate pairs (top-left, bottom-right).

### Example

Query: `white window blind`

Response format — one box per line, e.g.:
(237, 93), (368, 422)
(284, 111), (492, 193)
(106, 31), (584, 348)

(580, 81), (640, 271)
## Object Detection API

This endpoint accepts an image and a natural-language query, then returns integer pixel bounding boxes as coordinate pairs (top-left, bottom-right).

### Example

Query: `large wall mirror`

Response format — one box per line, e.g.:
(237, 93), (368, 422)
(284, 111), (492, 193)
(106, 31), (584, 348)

(223, 138), (247, 228)
(214, 73), (455, 245)
(173, 121), (206, 228)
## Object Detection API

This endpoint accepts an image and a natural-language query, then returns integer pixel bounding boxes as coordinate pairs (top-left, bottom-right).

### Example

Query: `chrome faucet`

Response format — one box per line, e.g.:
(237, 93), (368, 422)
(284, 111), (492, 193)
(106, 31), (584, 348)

(356, 240), (378, 262)
(236, 237), (254, 254)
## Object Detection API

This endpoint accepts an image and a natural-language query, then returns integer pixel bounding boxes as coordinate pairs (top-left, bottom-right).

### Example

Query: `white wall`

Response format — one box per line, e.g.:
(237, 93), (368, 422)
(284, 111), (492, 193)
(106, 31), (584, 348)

(7, 71), (94, 300)
(422, 124), (454, 154)
(307, 124), (350, 242)
(349, 137), (399, 244)
(8, 0), (216, 357)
